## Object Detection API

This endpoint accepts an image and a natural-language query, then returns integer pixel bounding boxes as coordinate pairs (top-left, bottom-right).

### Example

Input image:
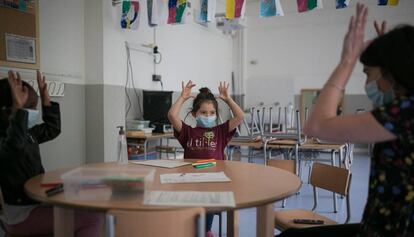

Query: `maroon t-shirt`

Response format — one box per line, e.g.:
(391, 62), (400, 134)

(174, 120), (236, 160)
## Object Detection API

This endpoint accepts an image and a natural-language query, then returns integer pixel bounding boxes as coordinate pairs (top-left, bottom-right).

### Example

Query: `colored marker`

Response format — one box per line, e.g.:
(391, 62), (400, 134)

(194, 163), (216, 169)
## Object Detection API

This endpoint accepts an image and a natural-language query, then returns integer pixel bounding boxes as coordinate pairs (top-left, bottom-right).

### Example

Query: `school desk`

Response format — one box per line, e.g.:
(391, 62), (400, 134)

(127, 132), (175, 160)
(24, 160), (301, 237)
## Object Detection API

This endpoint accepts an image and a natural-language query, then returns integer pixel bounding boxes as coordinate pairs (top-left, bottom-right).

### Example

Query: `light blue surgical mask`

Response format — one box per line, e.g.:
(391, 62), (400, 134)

(24, 109), (39, 129)
(196, 115), (217, 128)
(365, 80), (395, 107)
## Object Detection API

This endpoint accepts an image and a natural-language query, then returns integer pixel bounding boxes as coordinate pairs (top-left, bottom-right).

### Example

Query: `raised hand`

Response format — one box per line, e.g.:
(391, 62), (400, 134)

(341, 3), (368, 65)
(181, 80), (196, 100)
(37, 70), (50, 106)
(217, 81), (230, 101)
(7, 71), (28, 110)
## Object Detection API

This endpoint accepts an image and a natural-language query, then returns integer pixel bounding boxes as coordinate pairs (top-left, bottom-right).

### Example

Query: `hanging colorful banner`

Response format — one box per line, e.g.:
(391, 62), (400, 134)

(121, 1), (140, 30)
(199, 0), (216, 23)
(297, 0), (323, 13)
(260, 0), (284, 17)
(225, 0), (245, 19)
(336, 0), (350, 9)
(147, 0), (157, 27)
(378, 0), (399, 6)
(151, 0), (169, 25)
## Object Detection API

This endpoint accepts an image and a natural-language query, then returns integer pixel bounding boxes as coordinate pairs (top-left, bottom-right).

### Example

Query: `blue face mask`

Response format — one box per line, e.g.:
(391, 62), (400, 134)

(196, 115), (217, 128)
(24, 109), (39, 129)
(365, 80), (395, 107)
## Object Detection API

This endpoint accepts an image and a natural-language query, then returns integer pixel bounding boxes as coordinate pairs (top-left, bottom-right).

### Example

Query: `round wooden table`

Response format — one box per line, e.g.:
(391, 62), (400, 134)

(25, 160), (301, 237)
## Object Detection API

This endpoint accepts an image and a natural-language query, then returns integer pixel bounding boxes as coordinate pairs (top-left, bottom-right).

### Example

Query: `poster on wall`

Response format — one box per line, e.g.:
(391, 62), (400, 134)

(0, 0), (35, 14)
(5, 33), (36, 64)
(120, 0), (140, 30)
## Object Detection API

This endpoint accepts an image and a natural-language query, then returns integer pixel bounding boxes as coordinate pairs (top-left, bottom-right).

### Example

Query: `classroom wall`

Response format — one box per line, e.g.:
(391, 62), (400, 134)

(84, 0), (234, 163)
(244, 0), (414, 113)
(0, 0), (87, 171)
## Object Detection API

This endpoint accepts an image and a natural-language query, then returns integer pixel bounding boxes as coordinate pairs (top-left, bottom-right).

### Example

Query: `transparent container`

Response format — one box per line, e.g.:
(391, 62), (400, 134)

(61, 166), (155, 200)
(126, 120), (151, 130)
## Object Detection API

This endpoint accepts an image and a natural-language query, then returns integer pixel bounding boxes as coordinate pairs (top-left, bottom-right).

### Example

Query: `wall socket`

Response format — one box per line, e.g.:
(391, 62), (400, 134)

(152, 74), (161, 82)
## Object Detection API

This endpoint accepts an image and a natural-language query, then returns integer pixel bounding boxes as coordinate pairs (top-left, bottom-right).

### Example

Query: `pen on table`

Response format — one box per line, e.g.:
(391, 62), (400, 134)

(195, 159), (215, 163)
(45, 184), (64, 197)
(180, 173), (186, 176)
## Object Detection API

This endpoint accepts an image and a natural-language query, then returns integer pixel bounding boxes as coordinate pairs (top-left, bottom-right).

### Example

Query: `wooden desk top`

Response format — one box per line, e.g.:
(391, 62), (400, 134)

(228, 140), (263, 149)
(127, 132), (174, 139)
(267, 139), (345, 150)
(25, 160), (301, 212)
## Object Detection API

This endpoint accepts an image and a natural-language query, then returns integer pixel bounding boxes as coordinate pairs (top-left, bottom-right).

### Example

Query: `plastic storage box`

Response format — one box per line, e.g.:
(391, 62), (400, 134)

(61, 166), (155, 200)
(126, 120), (150, 130)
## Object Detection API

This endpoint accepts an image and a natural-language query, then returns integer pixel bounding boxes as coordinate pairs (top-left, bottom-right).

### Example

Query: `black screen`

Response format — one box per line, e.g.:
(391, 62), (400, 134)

(143, 90), (173, 124)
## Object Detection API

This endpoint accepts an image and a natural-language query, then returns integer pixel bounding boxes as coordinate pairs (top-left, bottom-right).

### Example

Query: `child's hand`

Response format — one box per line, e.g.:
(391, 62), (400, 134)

(217, 81), (230, 101)
(37, 70), (51, 106)
(7, 71), (28, 110)
(181, 80), (196, 100)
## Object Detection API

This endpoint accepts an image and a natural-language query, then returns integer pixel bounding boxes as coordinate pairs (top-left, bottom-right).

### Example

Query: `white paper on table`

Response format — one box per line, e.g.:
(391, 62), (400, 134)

(160, 172), (231, 184)
(130, 160), (191, 168)
(144, 191), (236, 207)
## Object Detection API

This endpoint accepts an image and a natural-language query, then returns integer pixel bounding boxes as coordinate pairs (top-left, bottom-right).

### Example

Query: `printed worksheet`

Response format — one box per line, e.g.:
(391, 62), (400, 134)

(143, 191), (236, 207)
(160, 172), (231, 184)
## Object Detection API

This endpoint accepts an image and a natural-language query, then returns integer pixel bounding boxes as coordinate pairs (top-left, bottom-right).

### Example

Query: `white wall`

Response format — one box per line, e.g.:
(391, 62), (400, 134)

(98, 0), (234, 162)
(244, 0), (414, 95)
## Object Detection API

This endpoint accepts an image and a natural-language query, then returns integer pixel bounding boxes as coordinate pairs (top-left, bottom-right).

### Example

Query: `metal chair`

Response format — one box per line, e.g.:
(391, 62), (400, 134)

(274, 162), (352, 231)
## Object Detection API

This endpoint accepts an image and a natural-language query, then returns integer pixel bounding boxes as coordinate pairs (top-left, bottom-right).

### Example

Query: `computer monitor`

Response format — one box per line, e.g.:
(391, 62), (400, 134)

(143, 90), (173, 124)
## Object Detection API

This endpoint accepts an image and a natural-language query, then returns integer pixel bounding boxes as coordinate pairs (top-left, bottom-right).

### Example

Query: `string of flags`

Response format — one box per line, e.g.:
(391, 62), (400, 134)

(117, 0), (400, 30)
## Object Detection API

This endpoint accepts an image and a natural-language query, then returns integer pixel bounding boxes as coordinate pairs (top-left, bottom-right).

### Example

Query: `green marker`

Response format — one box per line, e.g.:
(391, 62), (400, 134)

(194, 162), (215, 169)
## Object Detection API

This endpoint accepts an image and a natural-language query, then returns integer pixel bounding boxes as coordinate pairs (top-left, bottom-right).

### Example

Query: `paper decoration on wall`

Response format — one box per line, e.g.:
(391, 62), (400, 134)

(297, 0), (323, 13)
(151, 0), (169, 26)
(168, 0), (187, 24)
(121, 1), (140, 29)
(378, 0), (399, 6)
(260, 0), (284, 17)
(199, 0), (216, 23)
(147, 0), (157, 27)
(225, 0), (245, 19)
(336, 0), (350, 9)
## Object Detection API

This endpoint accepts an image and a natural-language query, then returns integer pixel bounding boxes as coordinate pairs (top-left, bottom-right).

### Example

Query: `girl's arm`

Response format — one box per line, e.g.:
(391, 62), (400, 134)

(218, 82), (245, 132)
(303, 4), (395, 143)
(167, 81), (195, 133)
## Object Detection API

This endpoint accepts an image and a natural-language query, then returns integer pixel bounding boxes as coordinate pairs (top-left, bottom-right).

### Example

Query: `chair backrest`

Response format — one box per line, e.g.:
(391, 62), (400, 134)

(106, 207), (205, 237)
(310, 163), (350, 196)
(267, 160), (295, 174)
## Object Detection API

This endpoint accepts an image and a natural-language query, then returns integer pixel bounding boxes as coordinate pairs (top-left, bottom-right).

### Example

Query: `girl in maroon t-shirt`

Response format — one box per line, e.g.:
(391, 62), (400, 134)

(167, 80), (244, 237)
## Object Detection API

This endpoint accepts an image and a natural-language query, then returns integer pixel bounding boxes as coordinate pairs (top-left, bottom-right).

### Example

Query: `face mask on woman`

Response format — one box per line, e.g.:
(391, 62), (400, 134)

(365, 80), (395, 107)
(196, 115), (217, 128)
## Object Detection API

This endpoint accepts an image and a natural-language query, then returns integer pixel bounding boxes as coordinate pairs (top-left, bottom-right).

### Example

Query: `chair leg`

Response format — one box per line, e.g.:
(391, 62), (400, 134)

(281, 198), (287, 208)
(218, 212), (222, 237)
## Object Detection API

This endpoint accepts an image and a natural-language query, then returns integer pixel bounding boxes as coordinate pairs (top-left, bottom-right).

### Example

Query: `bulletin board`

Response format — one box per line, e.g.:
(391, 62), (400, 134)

(0, 0), (40, 70)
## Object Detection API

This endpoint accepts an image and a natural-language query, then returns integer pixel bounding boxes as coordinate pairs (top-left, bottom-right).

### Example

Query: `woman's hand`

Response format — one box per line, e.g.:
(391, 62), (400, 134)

(181, 80), (196, 100)
(37, 70), (51, 106)
(7, 71), (28, 110)
(217, 81), (230, 101)
(341, 3), (368, 65)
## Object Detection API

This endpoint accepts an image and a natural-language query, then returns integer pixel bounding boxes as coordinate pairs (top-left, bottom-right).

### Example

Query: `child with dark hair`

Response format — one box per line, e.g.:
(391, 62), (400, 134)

(0, 71), (102, 236)
(168, 80), (244, 237)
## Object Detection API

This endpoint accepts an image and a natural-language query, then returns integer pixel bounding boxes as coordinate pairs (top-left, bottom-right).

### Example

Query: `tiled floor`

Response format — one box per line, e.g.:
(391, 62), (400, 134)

(210, 151), (370, 237)
(0, 152), (370, 237)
